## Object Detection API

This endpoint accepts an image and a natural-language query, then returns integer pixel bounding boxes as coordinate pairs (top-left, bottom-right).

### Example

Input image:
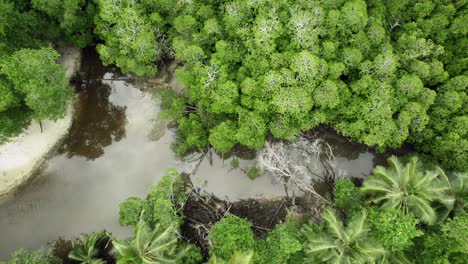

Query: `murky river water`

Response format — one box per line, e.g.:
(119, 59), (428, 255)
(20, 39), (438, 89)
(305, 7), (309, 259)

(0, 50), (401, 260)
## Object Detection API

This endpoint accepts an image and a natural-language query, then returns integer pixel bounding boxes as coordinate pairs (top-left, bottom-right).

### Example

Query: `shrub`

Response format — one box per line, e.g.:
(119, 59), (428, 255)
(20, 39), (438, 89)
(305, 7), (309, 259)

(119, 197), (145, 226)
(1, 249), (61, 264)
(209, 214), (255, 261)
(409, 214), (468, 264)
(118, 168), (187, 229)
(254, 217), (302, 264)
(333, 179), (365, 216)
(367, 208), (423, 252)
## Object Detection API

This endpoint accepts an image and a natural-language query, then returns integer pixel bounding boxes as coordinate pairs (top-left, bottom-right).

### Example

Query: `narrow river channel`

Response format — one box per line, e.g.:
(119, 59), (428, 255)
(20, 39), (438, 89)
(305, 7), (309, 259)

(0, 50), (395, 260)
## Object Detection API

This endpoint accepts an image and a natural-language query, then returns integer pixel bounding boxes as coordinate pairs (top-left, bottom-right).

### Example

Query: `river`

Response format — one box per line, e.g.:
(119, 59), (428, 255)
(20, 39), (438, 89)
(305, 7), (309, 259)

(0, 49), (398, 260)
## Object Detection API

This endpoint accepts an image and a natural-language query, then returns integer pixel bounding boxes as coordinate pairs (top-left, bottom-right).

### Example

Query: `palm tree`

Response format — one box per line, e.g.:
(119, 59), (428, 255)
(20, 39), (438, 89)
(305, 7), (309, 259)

(68, 231), (108, 264)
(303, 208), (385, 263)
(362, 156), (453, 225)
(437, 170), (468, 220)
(112, 215), (185, 264)
(447, 171), (468, 215)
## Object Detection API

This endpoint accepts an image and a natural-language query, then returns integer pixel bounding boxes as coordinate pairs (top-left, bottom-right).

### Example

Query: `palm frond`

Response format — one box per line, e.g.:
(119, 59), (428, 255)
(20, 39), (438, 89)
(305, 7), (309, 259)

(112, 215), (183, 264)
(322, 208), (344, 241)
(362, 155), (457, 224)
(303, 208), (385, 263)
(68, 231), (107, 264)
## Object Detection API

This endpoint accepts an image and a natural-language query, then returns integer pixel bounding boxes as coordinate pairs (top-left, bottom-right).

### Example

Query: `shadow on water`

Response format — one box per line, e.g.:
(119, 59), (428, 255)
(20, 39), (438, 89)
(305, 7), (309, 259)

(0, 51), (416, 261)
(0, 48), (179, 260)
(59, 49), (127, 160)
(58, 85), (127, 160)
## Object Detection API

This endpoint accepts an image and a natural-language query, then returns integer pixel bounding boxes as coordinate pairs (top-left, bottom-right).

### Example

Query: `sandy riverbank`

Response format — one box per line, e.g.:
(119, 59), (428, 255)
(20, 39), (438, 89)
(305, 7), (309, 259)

(0, 47), (81, 199)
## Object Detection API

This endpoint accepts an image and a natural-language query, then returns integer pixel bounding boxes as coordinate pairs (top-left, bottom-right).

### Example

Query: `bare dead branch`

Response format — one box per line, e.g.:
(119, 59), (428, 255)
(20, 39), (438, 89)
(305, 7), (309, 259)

(258, 136), (344, 207)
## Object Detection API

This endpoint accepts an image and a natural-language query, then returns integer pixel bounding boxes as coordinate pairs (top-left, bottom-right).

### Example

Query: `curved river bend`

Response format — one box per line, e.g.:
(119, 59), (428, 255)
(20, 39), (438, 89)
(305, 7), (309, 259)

(0, 50), (394, 260)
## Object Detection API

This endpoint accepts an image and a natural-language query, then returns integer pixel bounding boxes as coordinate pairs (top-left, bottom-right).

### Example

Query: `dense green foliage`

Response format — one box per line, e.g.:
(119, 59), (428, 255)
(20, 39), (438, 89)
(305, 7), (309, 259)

(1, 48), (72, 121)
(155, 0), (467, 171)
(209, 214), (255, 261)
(31, 0), (96, 48)
(0, 47), (72, 142)
(0, 106), (32, 143)
(0, 0), (82, 142)
(367, 208), (423, 253)
(0, 1), (58, 54)
(119, 168), (187, 229)
(0, 0), (94, 51)
(94, 0), (175, 76)
(408, 214), (468, 264)
(207, 251), (253, 264)
(208, 214), (303, 264)
(3, 162), (467, 263)
(116, 169), (202, 264)
(446, 171), (468, 216)
(0, 249), (61, 264)
(296, 156), (466, 263)
(253, 218), (302, 264)
(333, 179), (365, 215)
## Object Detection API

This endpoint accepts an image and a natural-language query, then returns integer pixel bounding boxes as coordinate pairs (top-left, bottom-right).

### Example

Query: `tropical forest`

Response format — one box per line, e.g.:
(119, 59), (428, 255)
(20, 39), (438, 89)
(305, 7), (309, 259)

(0, 0), (466, 263)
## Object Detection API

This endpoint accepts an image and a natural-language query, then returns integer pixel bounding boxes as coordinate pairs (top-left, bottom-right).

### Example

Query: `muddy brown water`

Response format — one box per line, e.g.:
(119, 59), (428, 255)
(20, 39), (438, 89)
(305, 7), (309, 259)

(0, 50), (410, 260)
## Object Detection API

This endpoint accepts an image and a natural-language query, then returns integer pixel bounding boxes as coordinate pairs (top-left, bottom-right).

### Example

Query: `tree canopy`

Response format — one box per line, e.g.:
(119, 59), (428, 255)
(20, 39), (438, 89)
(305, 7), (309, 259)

(158, 0), (467, 171)
(0, 47), (72, 141)
(1, 1), (466, 171)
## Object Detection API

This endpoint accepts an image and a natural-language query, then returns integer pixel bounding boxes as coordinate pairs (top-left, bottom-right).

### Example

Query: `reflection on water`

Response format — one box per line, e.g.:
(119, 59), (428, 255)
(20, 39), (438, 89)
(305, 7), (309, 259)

(0, 50), (413, 260)
(0, 50), (178, 260)
(58, 49), (127, 160)
(185, 153), (285, 201)
(59, 84), (127, 160)
(0, 51), (284, 260)
(310, 126), (413, 178)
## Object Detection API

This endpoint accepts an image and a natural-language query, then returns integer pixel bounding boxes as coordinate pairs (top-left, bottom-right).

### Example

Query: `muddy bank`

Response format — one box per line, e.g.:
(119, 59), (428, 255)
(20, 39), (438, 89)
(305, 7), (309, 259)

(181, 186), (317, 258)
(0, 47), (81, 199)
(0, 50), (287, 260)
(48, 193), (305, 263)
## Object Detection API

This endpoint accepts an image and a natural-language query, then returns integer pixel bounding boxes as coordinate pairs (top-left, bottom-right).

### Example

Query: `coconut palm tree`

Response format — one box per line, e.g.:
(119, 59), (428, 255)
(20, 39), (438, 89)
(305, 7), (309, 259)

(68, 231), (108, 264)
(437, 170), (468, 220)
(448, 171), (468, 215)
(112, 215), (185, 264)
(362, 156), (453, 225)
(303, 208), (385, 263)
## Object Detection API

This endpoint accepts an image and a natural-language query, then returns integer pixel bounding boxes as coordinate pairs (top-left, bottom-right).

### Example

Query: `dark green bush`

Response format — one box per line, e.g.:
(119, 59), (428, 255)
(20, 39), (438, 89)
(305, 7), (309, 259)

(209, 214), (255, 261)
(118, 168), (187, 229)
(333, 179), (365, 215)
(368, 208), (423, 252)
(1, 249), (61, 264)
(254, 217), (302, 264)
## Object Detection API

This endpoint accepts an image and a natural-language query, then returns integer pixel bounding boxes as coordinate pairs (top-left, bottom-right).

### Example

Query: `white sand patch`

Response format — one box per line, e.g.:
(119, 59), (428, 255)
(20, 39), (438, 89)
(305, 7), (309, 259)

(0, 47), (81, 198)
(58, 46), (82, 80)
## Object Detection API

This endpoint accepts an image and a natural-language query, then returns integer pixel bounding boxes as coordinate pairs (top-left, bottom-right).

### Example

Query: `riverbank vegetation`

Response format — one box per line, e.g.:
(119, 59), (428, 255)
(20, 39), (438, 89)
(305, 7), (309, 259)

(2, 162), (466, 263)
(0, 0), (466, 170)
(0, 0), (78, 142)
(157, 0), (467, 172)
(0, 0), (467, 263)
